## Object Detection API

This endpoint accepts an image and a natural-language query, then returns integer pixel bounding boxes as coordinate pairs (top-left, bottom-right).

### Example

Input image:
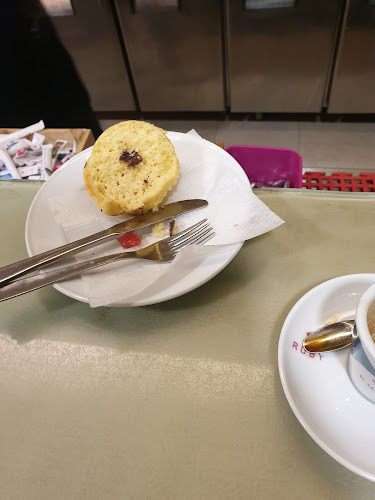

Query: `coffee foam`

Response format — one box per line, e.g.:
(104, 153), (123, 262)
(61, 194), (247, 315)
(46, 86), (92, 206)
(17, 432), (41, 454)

(368, 302), (375, 342)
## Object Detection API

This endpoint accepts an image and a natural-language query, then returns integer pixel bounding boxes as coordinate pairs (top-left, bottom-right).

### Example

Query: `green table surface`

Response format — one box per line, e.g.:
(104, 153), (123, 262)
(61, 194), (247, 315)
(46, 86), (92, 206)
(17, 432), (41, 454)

(1, 181), (375, 499)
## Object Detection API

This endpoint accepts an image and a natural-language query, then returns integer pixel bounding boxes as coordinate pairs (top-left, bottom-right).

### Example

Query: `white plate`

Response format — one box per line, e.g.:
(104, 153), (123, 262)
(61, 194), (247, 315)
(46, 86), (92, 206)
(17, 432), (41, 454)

(278, 274), (375, 481)
(25, 132), (244, 307)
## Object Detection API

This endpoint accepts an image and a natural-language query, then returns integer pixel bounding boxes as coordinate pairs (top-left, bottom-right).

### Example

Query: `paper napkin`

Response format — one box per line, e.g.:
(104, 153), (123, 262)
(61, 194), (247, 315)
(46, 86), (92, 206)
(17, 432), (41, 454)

(48, 130), (284, 307)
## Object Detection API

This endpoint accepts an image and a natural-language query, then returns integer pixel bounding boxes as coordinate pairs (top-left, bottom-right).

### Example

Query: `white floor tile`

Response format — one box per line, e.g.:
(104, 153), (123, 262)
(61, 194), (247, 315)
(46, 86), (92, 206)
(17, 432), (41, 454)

(99, 119), (219, 142)
(299, 122), (375, 145)
(98, 118), (375, 177)
(99, 119), (125, 130)
(215, 120), (299, 151)
(150, 120), (218, 142)
(299, 122), (375, 173)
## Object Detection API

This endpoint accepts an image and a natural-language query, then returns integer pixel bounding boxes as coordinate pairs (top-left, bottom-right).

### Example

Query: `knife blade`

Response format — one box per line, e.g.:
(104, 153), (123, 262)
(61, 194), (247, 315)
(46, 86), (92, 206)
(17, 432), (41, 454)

(0, 199), (208, 286)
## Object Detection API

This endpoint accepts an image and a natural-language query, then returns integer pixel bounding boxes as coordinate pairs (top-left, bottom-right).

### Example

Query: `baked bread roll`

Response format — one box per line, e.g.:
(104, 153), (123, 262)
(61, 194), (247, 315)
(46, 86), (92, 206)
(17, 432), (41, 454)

(84, 120), (180, 215)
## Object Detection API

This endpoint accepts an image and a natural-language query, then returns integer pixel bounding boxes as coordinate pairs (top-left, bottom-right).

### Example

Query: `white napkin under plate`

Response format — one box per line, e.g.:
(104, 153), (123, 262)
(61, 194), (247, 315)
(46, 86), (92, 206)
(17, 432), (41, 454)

(48, 130), (284, 307)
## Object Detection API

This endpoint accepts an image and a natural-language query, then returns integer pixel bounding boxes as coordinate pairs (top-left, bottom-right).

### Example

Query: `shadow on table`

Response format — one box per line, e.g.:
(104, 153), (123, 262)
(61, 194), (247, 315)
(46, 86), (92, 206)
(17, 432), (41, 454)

(2, 240), (259, 344)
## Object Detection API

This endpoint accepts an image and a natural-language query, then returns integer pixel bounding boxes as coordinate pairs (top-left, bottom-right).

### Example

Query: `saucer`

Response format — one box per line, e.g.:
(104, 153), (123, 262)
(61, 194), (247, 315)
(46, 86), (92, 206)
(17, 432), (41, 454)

(278, 274), (375, 481)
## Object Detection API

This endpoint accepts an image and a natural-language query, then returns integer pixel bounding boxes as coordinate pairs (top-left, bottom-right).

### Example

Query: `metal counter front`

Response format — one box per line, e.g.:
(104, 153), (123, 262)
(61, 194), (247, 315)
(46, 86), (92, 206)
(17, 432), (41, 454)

(227, 0), (342, 113)
(0, 182), (375, 498)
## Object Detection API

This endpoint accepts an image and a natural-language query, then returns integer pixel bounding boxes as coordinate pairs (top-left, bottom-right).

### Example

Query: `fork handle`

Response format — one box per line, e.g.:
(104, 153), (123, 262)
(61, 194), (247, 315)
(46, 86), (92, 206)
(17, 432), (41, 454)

(0, 251), (136, 302)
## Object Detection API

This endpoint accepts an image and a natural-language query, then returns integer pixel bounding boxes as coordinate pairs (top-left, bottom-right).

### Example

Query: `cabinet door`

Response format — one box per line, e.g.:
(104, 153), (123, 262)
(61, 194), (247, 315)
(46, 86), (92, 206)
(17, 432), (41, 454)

(48, 0), (136, 111)
(114, 0), (225, 112)
(328, 0), (375, 113)
(228, 0), (342, 113)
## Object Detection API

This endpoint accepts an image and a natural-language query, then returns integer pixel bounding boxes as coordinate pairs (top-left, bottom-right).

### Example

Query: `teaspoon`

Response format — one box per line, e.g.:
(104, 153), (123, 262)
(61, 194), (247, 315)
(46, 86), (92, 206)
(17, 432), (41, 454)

(303, 320), (355, 353)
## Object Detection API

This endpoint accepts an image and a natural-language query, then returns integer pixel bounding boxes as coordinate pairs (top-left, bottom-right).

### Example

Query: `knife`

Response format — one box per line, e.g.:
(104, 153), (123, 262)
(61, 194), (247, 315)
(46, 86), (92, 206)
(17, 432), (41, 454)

(0, 199), (208, 286)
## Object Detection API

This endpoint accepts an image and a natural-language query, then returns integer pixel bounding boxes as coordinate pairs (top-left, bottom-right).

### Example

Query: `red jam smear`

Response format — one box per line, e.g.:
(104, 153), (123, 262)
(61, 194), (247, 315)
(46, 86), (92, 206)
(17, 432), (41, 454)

(117, 232), (142, 249)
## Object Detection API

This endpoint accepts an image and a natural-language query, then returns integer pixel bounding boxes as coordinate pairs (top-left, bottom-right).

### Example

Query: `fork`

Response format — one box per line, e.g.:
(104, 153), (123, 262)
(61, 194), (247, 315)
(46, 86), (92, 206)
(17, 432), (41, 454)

(0, 219), (214, 302)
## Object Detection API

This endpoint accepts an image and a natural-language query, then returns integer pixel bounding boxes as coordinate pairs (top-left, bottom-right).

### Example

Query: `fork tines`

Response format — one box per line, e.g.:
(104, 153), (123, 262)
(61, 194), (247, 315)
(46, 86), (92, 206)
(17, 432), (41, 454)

(168, 219), (214, 255)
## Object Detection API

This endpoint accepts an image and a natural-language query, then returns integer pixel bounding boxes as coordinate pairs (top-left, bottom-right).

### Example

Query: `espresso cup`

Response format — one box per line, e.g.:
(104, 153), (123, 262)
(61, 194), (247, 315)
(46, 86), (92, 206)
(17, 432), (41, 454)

(349, 283), (375, 402)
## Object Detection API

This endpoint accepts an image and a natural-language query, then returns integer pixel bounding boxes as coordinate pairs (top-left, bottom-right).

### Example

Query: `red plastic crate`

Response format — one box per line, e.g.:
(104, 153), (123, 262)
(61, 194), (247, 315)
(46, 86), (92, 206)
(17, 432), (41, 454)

(303, 172), (375, 192)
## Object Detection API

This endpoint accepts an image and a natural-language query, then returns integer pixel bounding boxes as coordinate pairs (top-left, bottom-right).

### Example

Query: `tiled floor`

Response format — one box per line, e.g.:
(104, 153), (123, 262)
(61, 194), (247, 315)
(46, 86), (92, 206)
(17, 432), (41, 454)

(99, 119), (375, 175)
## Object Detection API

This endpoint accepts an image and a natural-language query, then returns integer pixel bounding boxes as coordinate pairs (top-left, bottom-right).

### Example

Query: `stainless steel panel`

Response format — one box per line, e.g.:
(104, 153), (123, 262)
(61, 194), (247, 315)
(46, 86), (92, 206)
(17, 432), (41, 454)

(328, 0), (375, 113)
(228, 0), (342, 113)
(51, 0), (136, 111)
(114, 0), (225, 112)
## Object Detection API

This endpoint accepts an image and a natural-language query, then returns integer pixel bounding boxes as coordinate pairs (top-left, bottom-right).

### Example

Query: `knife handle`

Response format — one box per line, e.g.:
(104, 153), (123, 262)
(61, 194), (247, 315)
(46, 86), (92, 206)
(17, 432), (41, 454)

(0, 251), (133, 302)
(0, 227), (116, 286)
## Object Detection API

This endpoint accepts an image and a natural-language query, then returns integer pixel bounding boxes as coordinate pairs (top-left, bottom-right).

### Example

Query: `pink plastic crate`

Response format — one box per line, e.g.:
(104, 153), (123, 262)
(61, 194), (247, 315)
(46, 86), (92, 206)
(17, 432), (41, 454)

(225, 145), (303, 188)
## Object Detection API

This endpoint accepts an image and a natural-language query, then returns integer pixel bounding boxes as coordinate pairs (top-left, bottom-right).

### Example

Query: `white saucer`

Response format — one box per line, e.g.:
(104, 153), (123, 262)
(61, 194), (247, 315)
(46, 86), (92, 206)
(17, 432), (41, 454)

(278, 274), (375, 481)
(25, 132), (245, 307)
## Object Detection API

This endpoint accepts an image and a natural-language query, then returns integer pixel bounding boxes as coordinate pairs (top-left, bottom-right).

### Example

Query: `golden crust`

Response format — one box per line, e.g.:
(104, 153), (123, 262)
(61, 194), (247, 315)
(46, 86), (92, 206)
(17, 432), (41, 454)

(84, 120), (180, 215)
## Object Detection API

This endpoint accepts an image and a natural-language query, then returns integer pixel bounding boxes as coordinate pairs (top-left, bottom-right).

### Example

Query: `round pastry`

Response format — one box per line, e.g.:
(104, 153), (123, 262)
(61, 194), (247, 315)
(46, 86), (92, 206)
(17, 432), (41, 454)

(83, 120), (180, 215)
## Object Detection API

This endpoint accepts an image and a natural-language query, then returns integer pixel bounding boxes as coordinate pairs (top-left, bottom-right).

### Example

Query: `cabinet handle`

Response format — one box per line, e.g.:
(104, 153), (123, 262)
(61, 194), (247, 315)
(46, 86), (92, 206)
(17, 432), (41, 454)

(242, 0), (295, 9)
(131, 0), (180, 13)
